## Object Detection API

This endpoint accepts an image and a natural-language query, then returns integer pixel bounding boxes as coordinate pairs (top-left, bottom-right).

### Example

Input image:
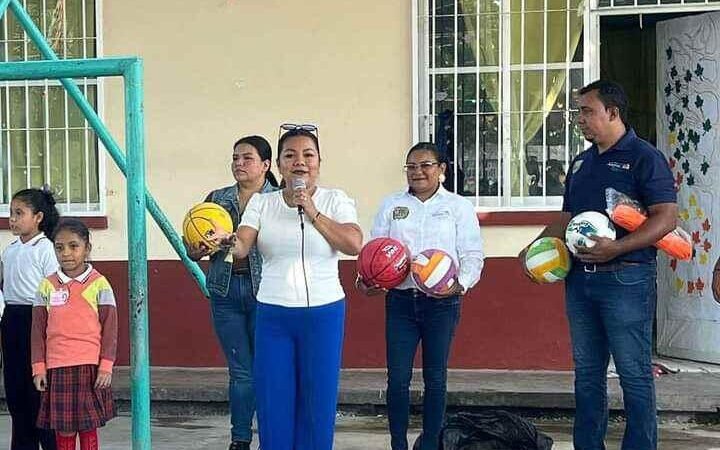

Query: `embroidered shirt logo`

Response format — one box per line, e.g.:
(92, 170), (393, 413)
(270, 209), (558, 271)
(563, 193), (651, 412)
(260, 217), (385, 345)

(607, 161), (631, 171)
(392, 206), (410, 220)
(572, 159), (584, 174)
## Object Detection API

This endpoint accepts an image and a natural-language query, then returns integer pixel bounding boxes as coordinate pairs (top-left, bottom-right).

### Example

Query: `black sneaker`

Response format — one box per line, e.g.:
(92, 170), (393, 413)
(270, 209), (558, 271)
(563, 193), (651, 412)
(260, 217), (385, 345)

(228, 441), (250, 450)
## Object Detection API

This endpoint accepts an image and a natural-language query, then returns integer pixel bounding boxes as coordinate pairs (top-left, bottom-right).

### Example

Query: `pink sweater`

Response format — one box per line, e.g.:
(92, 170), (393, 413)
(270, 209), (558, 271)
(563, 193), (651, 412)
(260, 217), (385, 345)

(31, 267), (118, 375)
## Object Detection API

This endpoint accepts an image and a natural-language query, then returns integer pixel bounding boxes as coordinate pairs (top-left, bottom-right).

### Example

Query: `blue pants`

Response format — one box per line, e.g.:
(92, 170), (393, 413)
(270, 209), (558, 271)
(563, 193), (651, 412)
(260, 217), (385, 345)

(565, 264), (657, 450)
(254, 299), (345, 450)
(385, 289), (461, 450)
(209, 274), (256, 443)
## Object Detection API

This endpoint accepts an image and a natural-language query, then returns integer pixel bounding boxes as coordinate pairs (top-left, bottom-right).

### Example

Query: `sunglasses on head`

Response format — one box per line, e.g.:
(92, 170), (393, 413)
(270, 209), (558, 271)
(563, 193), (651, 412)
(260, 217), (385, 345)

(278, 123), (319, 141)
(280, 123), (318, 133)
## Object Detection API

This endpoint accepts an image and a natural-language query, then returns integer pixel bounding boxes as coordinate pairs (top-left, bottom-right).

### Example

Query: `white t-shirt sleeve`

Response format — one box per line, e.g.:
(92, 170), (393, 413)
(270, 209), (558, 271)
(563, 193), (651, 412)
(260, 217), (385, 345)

(38, 240), (59, 277)
(240, 193), (264, 231)
(327, 190), (358, 225)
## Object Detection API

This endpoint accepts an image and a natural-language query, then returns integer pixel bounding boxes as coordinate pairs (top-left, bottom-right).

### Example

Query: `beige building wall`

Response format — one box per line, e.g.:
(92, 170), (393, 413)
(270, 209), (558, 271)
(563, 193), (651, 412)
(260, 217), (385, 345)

(0, 0), (542, 259)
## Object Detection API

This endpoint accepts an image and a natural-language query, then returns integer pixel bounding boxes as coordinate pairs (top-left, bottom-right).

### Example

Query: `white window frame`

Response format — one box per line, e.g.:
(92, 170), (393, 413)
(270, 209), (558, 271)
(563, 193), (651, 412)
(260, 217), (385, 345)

(413, 0), (585, 212)
(586, 0), (720, 83)
(0, 0), (105, 217)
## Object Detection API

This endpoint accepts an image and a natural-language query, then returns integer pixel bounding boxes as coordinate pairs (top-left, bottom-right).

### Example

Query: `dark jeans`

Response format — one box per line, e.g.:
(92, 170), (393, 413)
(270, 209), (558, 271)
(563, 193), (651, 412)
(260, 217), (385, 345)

(385, 289), (461, 450)
(565, 263), (657, 450)
(209, 274), (256, 443)
(1, 305), (57, 450)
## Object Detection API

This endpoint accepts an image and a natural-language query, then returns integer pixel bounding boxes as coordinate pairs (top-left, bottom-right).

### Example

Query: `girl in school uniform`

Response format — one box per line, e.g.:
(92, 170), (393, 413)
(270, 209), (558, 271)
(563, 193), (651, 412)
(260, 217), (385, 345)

(1, 187), (60, 450)
(31, 218), (117, 450)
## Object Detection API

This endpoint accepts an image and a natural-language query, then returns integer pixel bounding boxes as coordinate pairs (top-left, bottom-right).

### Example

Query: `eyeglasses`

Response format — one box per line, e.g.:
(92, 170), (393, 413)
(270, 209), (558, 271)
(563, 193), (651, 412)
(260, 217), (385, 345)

(278, 123), (319, 141)
(280, 123), (318, 133)
(403, 161), (440, 172)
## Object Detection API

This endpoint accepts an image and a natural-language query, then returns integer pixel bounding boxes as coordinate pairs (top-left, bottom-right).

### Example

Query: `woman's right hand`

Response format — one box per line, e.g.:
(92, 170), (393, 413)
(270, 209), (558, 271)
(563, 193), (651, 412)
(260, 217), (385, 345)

(33, 374), (47, 392)
(182, 236), (210, 261)
(355, 276), (386, 297)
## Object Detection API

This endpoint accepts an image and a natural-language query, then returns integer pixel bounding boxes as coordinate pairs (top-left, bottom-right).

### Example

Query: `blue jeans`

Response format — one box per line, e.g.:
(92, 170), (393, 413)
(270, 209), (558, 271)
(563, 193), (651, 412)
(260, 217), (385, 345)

(385, 289), (461, 450)
(210, 274), (256, 443)
(254, 300), (345, 450)
(565, 263), (657, 450)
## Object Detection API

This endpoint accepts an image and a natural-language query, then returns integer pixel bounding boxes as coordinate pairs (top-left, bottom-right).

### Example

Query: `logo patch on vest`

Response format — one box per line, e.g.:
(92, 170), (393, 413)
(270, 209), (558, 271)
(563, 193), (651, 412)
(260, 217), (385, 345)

(607, 161), (631, 172)
(572, 159), (584, 174)
(392, 206), (410, 220)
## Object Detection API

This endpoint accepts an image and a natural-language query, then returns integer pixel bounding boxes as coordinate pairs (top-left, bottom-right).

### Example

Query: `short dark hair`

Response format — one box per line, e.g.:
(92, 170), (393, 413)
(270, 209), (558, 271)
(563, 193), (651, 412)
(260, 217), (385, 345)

(579, 80), (629, 124)
(52, 218), (90, 245)
(406, 142), (447, 164)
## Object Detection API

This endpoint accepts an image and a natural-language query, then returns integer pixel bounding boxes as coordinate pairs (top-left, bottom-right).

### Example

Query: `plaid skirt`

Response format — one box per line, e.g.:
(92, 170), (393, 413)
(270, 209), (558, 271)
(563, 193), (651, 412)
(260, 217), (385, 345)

(37, 364), (116, 432)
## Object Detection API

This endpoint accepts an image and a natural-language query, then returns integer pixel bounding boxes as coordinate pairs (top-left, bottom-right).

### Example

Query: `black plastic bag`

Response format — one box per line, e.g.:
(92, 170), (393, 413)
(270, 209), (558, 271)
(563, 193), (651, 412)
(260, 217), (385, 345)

(413, 410), (554, 450)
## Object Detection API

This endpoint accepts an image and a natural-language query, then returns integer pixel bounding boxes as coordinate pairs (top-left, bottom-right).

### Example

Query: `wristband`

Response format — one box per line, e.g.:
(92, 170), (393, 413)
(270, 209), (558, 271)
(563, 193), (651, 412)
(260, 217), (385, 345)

(312, 211), (321, 224)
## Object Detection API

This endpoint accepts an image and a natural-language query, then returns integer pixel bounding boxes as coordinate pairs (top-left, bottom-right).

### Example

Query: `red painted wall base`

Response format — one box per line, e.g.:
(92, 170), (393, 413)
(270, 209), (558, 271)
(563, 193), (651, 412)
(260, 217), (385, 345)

(94, 258), (572, 370)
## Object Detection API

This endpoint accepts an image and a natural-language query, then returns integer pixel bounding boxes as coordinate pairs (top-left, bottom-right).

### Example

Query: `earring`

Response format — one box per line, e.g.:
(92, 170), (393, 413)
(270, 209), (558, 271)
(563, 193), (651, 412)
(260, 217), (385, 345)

(439, 174), (446, 183)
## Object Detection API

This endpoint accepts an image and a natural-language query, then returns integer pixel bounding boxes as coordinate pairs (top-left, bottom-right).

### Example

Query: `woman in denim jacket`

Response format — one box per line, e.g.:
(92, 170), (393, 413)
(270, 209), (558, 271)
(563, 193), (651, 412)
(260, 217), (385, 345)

(184, 135), (278, 450)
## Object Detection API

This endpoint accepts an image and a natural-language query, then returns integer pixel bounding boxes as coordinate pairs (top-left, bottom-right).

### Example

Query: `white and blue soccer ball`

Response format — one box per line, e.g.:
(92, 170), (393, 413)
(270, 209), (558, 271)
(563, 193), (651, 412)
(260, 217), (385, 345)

(565, 211), (616, 255)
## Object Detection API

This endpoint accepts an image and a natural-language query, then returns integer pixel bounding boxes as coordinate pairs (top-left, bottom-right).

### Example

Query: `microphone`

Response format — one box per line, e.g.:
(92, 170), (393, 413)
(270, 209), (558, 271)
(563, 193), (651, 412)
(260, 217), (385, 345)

(292, 177), (306, 216)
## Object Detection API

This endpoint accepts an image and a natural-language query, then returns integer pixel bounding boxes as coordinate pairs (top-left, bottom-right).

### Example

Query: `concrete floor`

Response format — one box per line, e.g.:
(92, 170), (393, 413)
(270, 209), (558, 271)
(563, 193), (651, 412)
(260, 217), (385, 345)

(2, 413), (720, 449)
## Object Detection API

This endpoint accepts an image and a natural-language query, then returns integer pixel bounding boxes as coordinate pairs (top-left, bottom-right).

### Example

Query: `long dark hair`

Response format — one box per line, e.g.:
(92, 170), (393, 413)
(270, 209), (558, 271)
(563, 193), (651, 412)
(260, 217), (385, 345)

(12, 186), (60, 236)
(233, 135), (279, 187)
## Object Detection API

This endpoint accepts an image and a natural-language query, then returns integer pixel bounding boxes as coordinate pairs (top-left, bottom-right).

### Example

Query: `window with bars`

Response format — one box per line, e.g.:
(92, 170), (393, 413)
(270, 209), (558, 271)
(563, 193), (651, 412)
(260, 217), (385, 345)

(0, 0), (101, 215)
(597, 0), (720, 7)
(416, 0), (586, 209)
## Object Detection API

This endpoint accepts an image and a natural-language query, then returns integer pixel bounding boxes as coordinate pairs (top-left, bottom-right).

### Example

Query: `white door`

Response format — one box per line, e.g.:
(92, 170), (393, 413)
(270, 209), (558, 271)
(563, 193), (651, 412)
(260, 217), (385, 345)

(656, 12), (720, 363)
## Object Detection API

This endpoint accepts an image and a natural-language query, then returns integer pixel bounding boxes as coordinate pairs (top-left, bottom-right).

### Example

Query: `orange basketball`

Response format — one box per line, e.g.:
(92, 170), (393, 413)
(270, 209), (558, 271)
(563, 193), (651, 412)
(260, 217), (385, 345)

(357, 237), (411, 290)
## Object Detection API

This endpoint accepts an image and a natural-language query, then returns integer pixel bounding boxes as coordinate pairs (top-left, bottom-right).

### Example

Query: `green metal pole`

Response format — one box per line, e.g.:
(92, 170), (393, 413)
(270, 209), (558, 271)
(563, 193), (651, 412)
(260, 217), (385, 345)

(7, 0), (209, 298)
(0, 0), (12, 20)
(125, 59), (151, 450)
(0, 57), (135, 80)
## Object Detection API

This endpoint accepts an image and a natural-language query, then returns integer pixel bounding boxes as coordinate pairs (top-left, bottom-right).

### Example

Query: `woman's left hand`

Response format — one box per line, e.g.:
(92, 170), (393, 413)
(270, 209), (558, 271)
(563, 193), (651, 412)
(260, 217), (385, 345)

(95, 371), (112, 389)
(431, 280), (465, 299)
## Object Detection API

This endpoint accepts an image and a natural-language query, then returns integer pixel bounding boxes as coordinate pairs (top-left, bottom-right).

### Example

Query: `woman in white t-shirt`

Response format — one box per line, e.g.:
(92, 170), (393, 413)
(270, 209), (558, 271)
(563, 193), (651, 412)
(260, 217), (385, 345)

(222, 124), (362, 450)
